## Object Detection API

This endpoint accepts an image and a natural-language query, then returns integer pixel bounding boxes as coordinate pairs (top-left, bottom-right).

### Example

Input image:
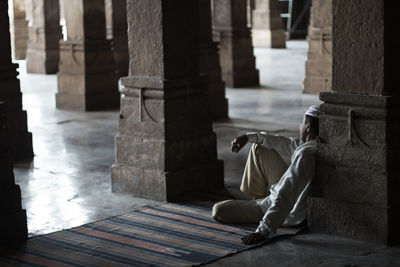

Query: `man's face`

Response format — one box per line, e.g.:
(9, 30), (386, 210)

(299, 116), (308, 142)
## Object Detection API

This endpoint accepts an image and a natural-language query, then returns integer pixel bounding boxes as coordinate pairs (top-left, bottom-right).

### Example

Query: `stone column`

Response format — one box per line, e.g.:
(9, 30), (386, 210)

(303, 0), (332, 94)
(212, 0), (260, 88)
(199, 0), (228, 119)
(111, 0), (224, 201)
(309, 0), (400, 244)
(12, 0), (29, 59)
(0, 102), (28, 245)
(252, 0), (286, 48)
(0, 1), (33, 161)
(56, 0), (119, 111)
(109, 0), (129, 78)
(26, 0), (62, 74)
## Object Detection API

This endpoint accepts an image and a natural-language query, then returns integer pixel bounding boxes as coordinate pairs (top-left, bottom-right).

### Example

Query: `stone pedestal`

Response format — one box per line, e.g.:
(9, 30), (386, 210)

(309, 0), (400, 245)
(303, 0), (332, 94)
(252, 0), (286, 48)
(11, 0), (29, 59)
(212, 0), (260, 88)
(56, 0), (119, 111)
(0, 102), (28, 246)
(26, 0), (62, 74)
(0, 1), (33, 161)
(199, 0), (228, 119)
(111, 0), (224, 201)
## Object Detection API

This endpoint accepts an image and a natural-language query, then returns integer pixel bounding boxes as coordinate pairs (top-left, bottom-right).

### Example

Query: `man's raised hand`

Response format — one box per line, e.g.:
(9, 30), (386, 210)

(231, 134), (248, 153)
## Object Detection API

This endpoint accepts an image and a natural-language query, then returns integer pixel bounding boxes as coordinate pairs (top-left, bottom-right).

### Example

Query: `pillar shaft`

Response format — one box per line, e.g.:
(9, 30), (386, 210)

(26, 0), (61, 74)
(12, 0), (29, 59)
(56, 0), (119, 111)
(309, 0), (400, 244)
(199, 0), (228, 119)
(0, 101), (28, 245)
(212, 0), (260, 88)
(112, 0), (223, 201)
(303, 0), (332, 94)
(252, 0), (286, 48)
(0, 0), (33, 161)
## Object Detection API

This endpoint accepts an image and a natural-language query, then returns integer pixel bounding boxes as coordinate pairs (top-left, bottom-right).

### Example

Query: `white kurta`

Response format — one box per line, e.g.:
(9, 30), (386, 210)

(246, 132), (318, 235)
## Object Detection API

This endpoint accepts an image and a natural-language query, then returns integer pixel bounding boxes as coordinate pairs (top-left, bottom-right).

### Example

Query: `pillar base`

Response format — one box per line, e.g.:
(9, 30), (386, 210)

(13, 18), (28, 60)
(310, 91), (400, 245)
(56, 40), (120, 111)
(55, 76), (120, 111)
(0, 210), (28, 246)
(308, 197), (398, 244)
(26, 26), (61, 74)
(0, 64), (34, 160)
(112, 76), (224, 201)
(214, 28), (260, 88)
(252, 29), (286, 48)
(112, 160), (224, 201)
(7, 130), (33, 161)
(0, 102), (28, 246)
(224, 67), (260, 88)
(26, 48), (59, 74)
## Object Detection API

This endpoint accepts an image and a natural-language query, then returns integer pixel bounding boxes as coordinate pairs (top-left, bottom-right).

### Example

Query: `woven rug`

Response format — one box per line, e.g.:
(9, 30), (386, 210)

(0, 203), (303, 266)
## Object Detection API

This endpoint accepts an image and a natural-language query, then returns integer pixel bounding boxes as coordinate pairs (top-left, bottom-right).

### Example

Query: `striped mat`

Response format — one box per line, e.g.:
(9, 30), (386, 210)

(0, 203), (302, 266)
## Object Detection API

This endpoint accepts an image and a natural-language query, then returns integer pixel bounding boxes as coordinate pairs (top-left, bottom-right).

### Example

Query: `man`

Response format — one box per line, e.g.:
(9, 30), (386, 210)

(212, 106), (321, 245)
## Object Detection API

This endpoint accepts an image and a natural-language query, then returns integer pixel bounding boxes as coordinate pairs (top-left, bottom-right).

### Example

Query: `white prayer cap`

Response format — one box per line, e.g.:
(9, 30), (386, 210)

(305, 105), (323, 118)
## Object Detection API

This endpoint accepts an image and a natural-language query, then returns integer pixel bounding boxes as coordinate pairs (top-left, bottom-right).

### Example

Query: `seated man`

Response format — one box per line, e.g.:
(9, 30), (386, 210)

(212, 106), (321, 245)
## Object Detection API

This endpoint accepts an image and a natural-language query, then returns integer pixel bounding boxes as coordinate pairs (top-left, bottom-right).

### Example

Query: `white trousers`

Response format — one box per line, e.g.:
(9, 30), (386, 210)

(212, 144), (288, 224)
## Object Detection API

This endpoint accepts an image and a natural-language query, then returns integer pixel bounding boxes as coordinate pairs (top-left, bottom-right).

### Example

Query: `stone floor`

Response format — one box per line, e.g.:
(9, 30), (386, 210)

(13, 41), (400, 266)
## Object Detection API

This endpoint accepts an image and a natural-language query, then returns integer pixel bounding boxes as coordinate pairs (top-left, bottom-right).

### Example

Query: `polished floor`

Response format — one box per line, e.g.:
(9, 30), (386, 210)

(13, 41), (400, 266)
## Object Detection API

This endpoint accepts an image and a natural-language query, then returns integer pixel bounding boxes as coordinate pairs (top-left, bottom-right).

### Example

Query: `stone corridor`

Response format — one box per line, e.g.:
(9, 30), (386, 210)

(11, 41), (400, 266)
(1, 0), (400, 265)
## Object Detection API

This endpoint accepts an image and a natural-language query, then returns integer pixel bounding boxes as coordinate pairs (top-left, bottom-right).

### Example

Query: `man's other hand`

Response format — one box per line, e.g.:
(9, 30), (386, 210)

(241, 232), (266, 245)
(231, 135), (248, 153)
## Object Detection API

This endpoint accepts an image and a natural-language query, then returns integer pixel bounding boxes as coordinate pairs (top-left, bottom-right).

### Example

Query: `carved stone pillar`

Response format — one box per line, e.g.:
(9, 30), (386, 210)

(111, 0), (224, 201)
(56, 0), (119, 111)
(252, 0), (286, 48)
(0, 1), (33, 161)
(212, 0), (260, 88)
(11, 0), (29, 59)
(0, 102), (28, 245)
(26, 0), (62, 74)
(309, 0), (400, 244)
(199, 0), (228, 119)
(109, 0), (129, 77)
(303, 0), (332, 94)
